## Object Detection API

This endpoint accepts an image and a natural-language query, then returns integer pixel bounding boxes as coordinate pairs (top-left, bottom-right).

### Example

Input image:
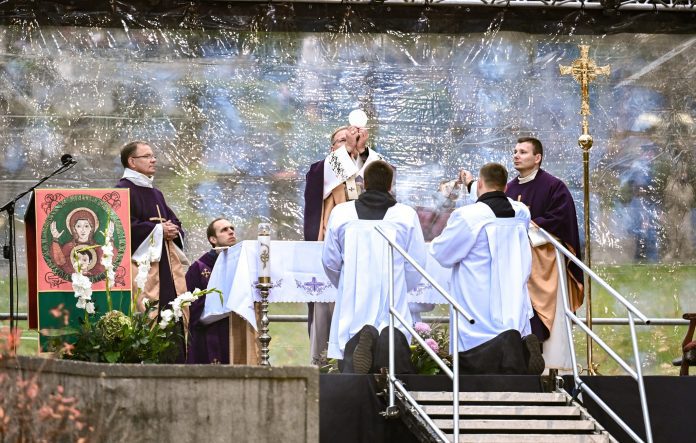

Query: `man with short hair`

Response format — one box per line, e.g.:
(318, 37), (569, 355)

(323, 160), (425, 374)
(185, 218), (258, 364)
(430, 162), (542, 374)
(116, 141), (187, 320)
(504, 136), (583, 370)
(304, 123), (387, 365)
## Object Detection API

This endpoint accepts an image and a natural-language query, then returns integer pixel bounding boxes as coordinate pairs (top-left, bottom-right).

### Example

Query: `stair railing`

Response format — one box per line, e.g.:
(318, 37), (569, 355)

(538, 227), (653, 443)
(375, 225), (475, 443)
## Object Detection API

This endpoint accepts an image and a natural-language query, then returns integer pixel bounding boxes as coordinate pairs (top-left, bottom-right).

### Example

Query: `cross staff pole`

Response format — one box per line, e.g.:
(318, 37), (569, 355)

(152, 206), (173, 289)
(560, 44), (610, 374)
(154, 205), (190, 359)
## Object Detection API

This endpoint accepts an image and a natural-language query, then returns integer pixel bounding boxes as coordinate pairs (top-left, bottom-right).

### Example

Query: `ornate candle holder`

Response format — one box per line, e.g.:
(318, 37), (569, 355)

(255, 281), (273, 367)
(257, 222), (272, 366)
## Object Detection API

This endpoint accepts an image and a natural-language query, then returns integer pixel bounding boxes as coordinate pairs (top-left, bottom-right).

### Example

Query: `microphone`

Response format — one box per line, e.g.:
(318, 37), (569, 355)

(60, 154), (76, 165)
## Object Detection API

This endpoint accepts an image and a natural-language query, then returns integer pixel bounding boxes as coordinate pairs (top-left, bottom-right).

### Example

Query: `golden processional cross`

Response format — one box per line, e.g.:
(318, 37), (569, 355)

(559, 45), (610, 375)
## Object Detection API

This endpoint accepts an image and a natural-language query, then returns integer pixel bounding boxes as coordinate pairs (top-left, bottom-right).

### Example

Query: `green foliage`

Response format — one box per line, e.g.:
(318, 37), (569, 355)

(410, 322), (452, 375)
(319, 358), (340, 374)
(46, 303), (182, 364)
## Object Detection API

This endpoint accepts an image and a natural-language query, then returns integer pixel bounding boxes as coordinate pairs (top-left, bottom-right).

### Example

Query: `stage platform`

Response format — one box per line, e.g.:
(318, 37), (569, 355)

(319, 374), (696, 443)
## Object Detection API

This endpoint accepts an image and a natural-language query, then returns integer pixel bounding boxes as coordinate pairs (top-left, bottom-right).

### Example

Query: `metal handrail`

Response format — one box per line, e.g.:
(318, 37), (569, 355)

(1, 313), (690, 325)
(230, 0), (696, 12)
(375, 224), (475, 443)
(539, 227), (653, 443)
(539, 230), (650, 325)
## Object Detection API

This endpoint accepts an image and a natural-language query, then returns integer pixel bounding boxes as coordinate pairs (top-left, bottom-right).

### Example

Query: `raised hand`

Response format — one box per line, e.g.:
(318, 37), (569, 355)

(50, 221), (64, 239)
(345, 126), (360, 156)
(356, 127), (369, 154)
(457, 169), (474, 187)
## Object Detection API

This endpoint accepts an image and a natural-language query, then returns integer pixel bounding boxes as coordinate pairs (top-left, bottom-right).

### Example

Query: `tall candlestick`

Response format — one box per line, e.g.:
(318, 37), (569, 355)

(256, 222), (272, 366)
(257, 222), (271, 283)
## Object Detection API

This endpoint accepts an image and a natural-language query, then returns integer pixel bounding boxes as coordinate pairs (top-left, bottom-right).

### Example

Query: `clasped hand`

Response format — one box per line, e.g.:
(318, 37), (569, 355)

(162, 220), (179, 241)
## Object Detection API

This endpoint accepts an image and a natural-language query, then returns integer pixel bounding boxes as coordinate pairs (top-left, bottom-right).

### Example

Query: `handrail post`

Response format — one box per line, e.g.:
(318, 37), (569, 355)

(388, 243), (396, 411)
(555, 249), (580, 385)
(546, 228), (652, 443)
(452, 307), (459, 442)
(373, 224), (474, 440)
(538, 228), (650, 325)
(629, 312), (653, 443)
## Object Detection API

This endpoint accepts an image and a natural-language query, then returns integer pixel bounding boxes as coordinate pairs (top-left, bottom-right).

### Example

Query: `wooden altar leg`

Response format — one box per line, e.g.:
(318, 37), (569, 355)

(227, 306), (263, 365)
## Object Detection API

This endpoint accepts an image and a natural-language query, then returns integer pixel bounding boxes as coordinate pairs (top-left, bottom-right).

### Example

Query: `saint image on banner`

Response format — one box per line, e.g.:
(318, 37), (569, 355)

(41, 194), (126, 283)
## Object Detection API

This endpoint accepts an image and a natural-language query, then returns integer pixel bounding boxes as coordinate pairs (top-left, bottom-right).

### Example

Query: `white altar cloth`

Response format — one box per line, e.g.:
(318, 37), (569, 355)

(201, 240), (451, 327)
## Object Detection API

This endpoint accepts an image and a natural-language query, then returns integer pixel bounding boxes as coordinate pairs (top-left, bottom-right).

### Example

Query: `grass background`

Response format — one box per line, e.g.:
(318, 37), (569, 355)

(2, 264), (694, 374)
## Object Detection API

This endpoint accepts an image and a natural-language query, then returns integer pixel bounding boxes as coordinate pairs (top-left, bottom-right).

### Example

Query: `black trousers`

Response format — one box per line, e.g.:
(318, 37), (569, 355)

(457, 329), (527, 375)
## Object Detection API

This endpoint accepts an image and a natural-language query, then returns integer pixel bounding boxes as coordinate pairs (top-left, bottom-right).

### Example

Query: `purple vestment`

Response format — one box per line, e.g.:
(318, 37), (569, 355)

(185, 250), (229, 364)
(303, 159), (326, 337)
(116, 178), (184, 313)
(505, 168), (583, 285)
(303, 159), (325, 241)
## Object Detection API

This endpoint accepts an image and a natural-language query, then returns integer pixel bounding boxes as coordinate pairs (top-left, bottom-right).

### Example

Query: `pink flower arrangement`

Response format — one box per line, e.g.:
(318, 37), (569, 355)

(425, 338), (439, 353)
(410, 322), (451, 375)
(414, 322), (431, 335)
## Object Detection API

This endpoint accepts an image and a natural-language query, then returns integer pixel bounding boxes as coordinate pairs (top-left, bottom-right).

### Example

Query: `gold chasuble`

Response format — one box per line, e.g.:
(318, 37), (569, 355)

(529, 242), (584, 332)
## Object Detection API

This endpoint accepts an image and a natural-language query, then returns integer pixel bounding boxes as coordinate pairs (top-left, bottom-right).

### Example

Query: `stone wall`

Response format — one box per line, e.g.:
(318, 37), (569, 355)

(1, 356), (319, 442)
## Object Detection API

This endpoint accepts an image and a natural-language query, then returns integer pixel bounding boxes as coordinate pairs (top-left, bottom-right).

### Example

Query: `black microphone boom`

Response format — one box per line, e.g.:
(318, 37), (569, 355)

(1, 150), (76, 339)
(60, 154), (76, 165)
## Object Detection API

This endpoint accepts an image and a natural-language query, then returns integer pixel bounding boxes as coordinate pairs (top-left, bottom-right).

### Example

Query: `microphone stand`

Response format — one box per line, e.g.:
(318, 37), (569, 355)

(0, 161), (76, 337)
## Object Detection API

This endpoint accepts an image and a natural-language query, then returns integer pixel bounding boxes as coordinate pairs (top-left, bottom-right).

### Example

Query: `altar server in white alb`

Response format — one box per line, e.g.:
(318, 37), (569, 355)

(430, 162), (544, 375)
(304, 122), (389, 366)
(322, 160), (426, 374)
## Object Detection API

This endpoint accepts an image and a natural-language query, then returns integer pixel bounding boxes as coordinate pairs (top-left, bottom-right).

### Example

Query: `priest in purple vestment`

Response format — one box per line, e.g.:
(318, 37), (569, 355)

(504, 137), (584, 350)
(185, 218), (236, 364)
(116, 141), (187, 317)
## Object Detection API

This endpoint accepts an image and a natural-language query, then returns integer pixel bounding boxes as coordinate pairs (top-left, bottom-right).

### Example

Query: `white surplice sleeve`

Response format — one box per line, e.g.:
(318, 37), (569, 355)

(321, 212), (344, 288)
(429, 207), (477, 268)
(405, 209), (427, 291)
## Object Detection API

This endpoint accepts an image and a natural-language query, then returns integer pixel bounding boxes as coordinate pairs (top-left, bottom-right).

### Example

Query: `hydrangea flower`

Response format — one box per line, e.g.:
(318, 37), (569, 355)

(414, 322), (431, 335)
(425, 338), (439, 353)
(97, 310), (132, 340)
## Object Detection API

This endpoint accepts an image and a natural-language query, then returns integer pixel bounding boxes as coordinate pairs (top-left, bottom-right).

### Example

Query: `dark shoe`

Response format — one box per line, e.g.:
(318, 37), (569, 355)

(673, 349), (696, 366)
(352, 325), (379, 374)
(523, 334), (545, 375)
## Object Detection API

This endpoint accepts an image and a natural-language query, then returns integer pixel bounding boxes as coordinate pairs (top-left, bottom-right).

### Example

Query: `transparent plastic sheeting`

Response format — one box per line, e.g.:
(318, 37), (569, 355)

(0, 16), (694, 324)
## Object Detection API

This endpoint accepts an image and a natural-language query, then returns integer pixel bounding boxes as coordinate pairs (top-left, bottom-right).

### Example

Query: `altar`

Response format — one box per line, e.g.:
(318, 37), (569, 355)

(200, 240), (452, 328)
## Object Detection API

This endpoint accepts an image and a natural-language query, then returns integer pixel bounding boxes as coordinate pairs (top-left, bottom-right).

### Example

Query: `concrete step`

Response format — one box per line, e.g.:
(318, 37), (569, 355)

(446, 433), (611, 443)
(403, 391), (615, 443)
(411, 391), (568, 404)
(421, 404), (582, 418)
(433, 418), (596, 432)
